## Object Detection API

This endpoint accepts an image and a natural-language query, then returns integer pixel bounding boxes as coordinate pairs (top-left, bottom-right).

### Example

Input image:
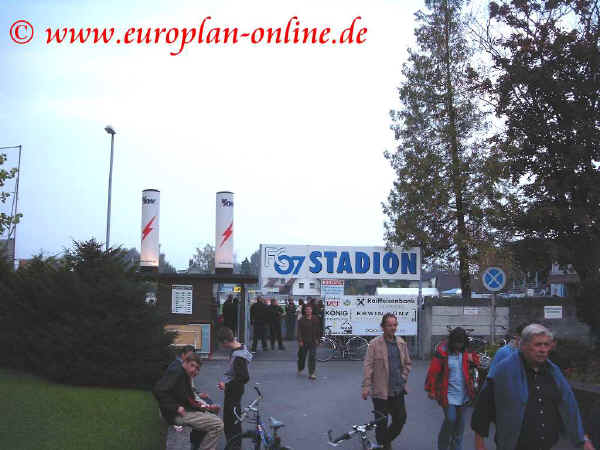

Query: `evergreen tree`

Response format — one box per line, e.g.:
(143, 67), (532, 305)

(384, 0), (505, 299)
(0, 239), (174, 388)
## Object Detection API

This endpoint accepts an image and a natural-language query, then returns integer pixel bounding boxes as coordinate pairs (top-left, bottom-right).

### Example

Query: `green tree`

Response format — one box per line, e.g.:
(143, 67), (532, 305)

(0, 151), (20, 237)
(483, 0), (600, 284)
(384, 0), (505, 300)
(188, 243), (215, 273)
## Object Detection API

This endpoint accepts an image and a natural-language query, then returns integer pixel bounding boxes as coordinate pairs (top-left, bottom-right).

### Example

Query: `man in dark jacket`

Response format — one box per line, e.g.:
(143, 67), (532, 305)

(153, 353), (223, 450)
(222, 295), (236, 334)
(250, 297), (268, 352)
(268, 298), (285, 350)
(217, 327), (253, 450)
(297, 304), (322, 380)
(285, 298), (297, 340)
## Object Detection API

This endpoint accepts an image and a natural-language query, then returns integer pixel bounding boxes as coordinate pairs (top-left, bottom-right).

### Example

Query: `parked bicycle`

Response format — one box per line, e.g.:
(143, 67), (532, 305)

(327, 411), (386, 449)
(317, 326), (369, 362)
(227, 386), (292, 450)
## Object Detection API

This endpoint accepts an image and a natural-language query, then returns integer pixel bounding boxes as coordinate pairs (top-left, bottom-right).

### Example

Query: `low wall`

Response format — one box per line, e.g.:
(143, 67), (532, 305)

(418, 297), (591, 359)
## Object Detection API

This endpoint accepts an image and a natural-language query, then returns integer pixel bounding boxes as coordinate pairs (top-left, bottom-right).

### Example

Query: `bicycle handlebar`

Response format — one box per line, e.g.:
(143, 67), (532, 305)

(327, 411), (386, 446)
(234, 396), (261, 424)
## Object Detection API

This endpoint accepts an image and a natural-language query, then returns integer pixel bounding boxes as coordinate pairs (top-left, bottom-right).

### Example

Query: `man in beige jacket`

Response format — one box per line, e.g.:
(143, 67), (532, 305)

(362, 313), (412, 450)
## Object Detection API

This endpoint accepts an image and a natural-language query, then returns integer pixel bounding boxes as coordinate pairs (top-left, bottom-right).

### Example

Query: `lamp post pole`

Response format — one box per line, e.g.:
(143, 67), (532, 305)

(104, 126), (116, 251)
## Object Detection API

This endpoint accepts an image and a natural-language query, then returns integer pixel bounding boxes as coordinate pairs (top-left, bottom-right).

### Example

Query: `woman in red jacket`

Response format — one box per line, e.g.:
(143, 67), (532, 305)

(425, 327), (480, 450)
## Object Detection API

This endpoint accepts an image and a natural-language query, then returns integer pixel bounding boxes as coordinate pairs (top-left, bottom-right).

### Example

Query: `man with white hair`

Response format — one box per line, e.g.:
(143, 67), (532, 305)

(471, 324), (593, 450)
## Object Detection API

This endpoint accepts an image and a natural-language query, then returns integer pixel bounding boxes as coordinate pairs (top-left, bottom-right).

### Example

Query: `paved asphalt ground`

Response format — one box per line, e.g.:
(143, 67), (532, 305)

(166, 341), (576, 450)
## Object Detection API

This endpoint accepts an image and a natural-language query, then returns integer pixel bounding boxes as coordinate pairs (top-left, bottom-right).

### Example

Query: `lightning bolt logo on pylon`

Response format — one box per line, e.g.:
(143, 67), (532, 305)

(220, 222), (233, 248)
(142, 216), (156, 241)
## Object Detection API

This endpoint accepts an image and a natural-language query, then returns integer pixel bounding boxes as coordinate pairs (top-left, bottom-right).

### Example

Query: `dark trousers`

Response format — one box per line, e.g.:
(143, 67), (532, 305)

(224, 382), (244, 450)
(251, 323), (268, 351)
(372, 394), (407, 446)
(270, 321), (283, 349)
(297, 343), (316, 374)
(285, 317), (296, 340)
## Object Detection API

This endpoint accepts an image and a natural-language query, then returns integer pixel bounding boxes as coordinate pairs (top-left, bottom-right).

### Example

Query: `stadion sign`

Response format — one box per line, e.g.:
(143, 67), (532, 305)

(259, 245), (421, 281)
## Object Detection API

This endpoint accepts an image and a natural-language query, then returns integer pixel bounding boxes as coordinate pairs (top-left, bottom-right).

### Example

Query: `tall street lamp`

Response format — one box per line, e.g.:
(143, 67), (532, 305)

(104, 125), (116, 251)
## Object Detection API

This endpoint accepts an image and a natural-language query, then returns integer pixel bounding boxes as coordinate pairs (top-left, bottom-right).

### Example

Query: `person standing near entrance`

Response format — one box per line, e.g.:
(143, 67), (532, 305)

(285, 298), (297, 340)
(268, 298), (285, 350)
(250, 297), (268, 352)
(222, 295), (236, 334)
(217, 327), (252, 450)
(297, 304), (321, 380)
(362, 313), (412, 450)
(425, 327), (480, 450)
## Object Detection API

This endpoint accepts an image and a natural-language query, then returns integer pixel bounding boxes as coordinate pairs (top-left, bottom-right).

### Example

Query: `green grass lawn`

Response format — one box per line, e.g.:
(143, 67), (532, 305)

(0, 368), (166, 450)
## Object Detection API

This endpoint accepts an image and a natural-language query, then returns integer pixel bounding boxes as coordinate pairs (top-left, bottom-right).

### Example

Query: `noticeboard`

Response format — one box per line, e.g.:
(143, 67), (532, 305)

(324, 295), (417, 336)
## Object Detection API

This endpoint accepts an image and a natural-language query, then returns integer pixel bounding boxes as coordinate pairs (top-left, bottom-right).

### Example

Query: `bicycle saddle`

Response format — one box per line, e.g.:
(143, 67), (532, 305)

(269, 417), (285, 429)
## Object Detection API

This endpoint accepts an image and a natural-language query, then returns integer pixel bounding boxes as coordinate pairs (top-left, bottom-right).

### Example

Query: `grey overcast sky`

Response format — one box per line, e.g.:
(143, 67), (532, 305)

(1, 0), (448, 270)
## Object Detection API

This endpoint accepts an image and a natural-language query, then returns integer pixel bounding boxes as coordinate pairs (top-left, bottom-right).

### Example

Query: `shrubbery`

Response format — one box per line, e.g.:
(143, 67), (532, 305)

(0, 239), (174, 389)
(551, 338), (600, 384)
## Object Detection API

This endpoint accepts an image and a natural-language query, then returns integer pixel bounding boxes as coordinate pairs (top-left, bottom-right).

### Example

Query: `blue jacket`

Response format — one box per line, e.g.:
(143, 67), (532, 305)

(493, 351), (584, 450)
(488, 343), (518, 378)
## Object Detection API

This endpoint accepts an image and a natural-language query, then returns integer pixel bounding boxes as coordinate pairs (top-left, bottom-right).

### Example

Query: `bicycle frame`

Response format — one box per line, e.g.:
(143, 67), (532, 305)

(233, 387), (287, 450)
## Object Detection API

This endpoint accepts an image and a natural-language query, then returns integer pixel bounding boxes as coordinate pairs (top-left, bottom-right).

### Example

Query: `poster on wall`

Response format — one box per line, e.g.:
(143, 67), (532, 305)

(172, 285), (193, 314)
(321, 279), (344, 297)
(544, 305), (563, 319)
(324, 296), (418, 336)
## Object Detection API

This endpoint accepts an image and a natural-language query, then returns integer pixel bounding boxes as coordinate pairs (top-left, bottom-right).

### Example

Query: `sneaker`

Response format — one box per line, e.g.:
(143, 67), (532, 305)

(279, 346), (286, 351)
(308, 373), (316, 380)
(297, 368), (304, 375)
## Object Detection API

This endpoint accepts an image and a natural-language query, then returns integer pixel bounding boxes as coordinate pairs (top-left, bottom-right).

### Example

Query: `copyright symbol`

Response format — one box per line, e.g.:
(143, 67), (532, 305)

(10, 20), (34, 44)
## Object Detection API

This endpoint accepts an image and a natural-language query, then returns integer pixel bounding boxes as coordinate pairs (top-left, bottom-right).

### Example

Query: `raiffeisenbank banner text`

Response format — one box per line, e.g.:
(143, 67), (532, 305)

(259, 245), (421, 281)
(324, 296), (418, 336)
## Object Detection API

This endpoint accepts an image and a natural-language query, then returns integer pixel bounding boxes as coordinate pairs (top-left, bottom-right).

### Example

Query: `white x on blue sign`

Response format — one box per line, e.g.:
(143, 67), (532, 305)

(482, 267), (506, 292)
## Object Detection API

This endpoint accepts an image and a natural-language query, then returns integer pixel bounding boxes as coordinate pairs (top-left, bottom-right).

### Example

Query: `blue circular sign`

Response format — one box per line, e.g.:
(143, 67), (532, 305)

(482, 267), (506, 292)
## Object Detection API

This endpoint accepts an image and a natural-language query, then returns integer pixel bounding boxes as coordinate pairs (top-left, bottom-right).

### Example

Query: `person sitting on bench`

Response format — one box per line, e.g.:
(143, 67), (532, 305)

(153, 353), (223, 450)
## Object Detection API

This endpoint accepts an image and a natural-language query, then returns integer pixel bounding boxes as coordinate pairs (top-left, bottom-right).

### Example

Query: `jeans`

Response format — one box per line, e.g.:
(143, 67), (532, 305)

(297, 343), (316, 374)
(372, 394), (407, 446)
(438, 405), (467, 450)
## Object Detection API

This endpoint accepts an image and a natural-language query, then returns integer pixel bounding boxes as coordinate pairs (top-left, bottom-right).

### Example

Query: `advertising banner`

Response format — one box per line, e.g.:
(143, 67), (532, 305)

(140, 189), (160, 268)
(324, 295), (418, 336)
(215, 191), (234, 269)
(259, 244), (421, 282)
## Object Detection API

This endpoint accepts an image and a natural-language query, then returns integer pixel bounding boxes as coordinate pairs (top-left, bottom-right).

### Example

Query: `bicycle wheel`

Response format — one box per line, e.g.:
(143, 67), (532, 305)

(317, 337), (336, 362)
(347, 336), (369, 361)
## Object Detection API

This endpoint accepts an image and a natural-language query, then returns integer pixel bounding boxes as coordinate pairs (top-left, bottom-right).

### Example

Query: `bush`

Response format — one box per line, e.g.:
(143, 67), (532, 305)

(0, 239), (174, 389)
(575, 278), (600, 344)
(550, 338), (600, 383)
